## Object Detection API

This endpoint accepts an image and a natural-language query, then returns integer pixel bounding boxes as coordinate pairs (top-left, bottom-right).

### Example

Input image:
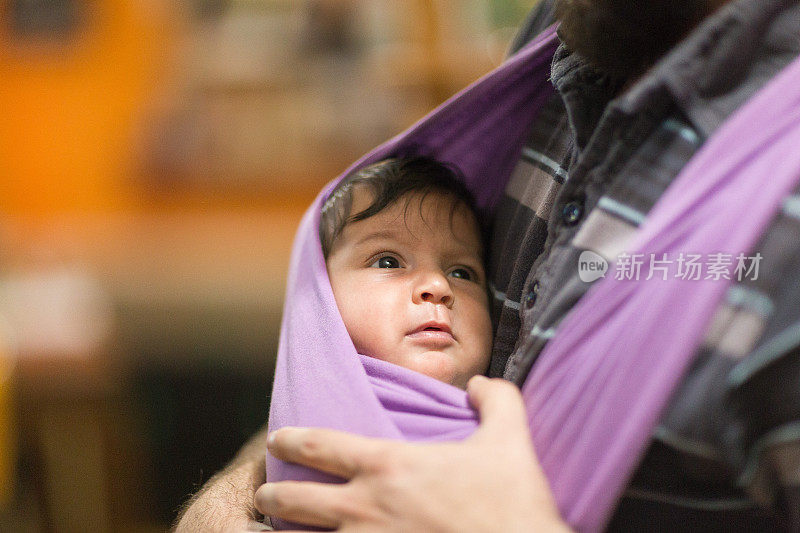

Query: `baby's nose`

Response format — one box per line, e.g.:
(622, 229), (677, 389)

(416, 272), (454, 307)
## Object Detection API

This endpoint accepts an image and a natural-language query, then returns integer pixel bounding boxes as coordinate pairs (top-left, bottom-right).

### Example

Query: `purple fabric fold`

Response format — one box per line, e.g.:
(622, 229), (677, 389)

(267, 20), (800, 531)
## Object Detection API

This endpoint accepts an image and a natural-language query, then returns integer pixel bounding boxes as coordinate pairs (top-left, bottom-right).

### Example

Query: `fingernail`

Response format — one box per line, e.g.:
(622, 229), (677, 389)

(258, 483), (275, 506)
(469, 375), (488, 387)
(242, 524), (272, 531)
(245, 519), (273, 531)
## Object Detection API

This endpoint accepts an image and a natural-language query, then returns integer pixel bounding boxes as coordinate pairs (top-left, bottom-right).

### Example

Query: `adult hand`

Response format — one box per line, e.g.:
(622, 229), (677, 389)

(255, 376), (570, 532)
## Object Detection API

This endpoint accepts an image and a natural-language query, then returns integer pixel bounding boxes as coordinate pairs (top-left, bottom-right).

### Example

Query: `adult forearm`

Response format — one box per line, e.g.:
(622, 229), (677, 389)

(174, 426), (271, 532)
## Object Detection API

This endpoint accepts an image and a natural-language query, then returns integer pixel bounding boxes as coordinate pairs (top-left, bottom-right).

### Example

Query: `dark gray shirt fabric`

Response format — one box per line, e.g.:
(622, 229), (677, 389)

(489, 0), (800, 530)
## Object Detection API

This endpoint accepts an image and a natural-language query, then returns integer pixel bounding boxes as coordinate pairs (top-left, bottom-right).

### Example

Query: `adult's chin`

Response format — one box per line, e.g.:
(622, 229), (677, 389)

(554, 0), (709, 79)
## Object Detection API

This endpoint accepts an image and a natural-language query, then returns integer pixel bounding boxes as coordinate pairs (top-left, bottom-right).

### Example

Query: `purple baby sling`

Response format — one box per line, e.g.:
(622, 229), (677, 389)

(267, 24), (800, 531)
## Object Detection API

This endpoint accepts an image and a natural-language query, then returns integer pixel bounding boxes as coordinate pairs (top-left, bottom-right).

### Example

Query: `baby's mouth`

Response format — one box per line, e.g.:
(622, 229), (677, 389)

(409, 321), (452, 335)
(406, 322), (455, 346)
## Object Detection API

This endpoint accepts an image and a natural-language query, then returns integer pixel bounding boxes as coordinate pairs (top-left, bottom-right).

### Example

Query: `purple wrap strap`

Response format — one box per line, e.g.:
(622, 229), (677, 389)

(523, 53), (800, 530)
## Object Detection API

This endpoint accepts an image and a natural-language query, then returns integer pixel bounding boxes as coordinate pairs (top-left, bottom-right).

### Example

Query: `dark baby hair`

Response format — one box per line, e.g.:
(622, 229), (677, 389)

(320, 156), (480, 258)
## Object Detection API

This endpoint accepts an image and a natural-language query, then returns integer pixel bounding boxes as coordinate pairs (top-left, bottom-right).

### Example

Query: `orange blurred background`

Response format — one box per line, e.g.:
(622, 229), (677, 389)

(0, 1), (534, 531)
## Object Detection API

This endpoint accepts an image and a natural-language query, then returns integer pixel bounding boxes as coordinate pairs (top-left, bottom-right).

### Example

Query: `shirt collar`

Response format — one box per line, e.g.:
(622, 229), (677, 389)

(552, 0), (800, 143)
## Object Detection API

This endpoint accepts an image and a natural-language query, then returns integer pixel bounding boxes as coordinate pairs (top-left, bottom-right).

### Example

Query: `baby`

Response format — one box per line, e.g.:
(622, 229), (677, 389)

(320, 157), (492, 389)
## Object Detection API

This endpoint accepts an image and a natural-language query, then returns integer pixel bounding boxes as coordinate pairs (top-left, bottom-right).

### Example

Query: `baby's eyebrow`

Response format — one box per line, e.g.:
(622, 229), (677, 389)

(352, 229), (404, 248)
(443, 243), (486, 265)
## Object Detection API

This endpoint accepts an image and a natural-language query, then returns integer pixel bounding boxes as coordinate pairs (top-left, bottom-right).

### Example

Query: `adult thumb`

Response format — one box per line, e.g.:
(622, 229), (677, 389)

(466, 376), (531, 444)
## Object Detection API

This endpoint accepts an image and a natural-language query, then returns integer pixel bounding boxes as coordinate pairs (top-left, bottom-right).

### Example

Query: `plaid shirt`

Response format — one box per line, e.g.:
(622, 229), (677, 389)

(490, 0), (800, 530)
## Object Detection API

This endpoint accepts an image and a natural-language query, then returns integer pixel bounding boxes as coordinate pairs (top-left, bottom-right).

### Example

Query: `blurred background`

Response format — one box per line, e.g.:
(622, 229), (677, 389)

(0, 0), (535, 531)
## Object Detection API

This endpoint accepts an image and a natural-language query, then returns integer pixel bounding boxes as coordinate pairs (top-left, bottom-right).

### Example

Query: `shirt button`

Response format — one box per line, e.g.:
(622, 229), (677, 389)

(561, 200), (584, 226)
(524, 281), (540, 309)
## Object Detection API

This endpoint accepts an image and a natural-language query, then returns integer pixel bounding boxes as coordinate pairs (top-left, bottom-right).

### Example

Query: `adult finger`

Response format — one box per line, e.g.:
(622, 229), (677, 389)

(223, 518), (274, 532)
(466, 376), (531, 442)
(267, 427), (387, 479)
(254, 481), (346, 529)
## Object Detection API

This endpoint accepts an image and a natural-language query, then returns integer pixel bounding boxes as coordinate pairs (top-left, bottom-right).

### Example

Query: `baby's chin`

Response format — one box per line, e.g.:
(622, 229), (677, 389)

(402, 350), (469, 389)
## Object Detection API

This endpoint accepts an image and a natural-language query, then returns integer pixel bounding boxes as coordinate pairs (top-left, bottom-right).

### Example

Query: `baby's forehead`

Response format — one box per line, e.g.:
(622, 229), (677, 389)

(360, 193), (482, 250)
(378, 190), (476, 226)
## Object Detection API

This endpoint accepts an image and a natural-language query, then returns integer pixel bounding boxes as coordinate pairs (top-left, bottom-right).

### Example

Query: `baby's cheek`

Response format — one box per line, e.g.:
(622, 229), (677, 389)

(339, 305), (383, 356)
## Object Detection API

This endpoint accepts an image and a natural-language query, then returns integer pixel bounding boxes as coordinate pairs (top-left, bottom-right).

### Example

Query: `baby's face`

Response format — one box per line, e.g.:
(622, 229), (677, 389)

(326, 188), (492, 389)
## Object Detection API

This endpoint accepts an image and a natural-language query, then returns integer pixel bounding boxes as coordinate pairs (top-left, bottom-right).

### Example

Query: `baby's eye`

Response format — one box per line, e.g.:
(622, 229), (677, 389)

(370, 255), (401, 269)
(448, 268), (472, 281)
